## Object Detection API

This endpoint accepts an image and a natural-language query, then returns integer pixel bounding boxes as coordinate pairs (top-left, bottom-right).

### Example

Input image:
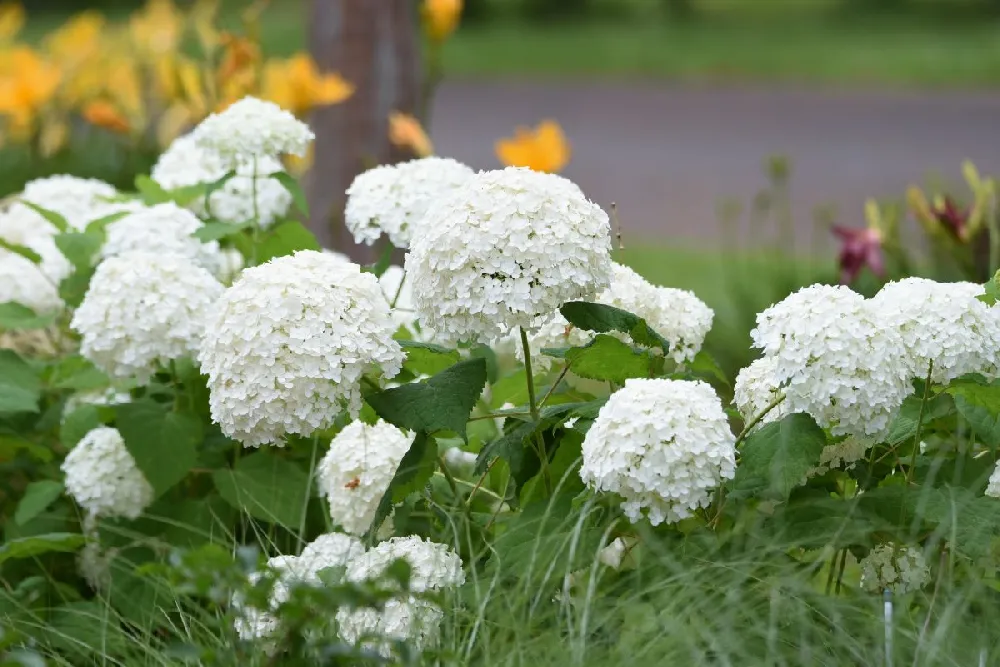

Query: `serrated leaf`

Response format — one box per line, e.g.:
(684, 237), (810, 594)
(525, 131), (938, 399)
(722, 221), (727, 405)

(0, 533), (85, 566)
(0, 350), (41, 415)
(255, 220), (321, 264)
(212, 451), (309, 529)
(268, 170), (309, 217)
(14, 481), (64, 526)
(732, 413), (827, 501)
(560, 301), (671, 353)
(0, 302), (56, 330)
(367, 358), (488, 441)
(19, 201), (69, 233)
(946, 379), (1000, 447)
(134, 175), (170, 204)
(0, 238), (41, 263)
(116, 399), (201, 498)
(559, 334), (655, 383)
(400, 340), (461, 376)
(193, 219), (254, 242)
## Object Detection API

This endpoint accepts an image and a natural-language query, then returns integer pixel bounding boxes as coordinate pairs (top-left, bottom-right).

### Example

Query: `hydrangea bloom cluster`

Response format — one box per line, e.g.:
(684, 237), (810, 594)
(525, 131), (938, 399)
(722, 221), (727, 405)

(732, 355), (787, 430)
(61, 426), (154, 520)
(871, 277), (1000, 382)
(198, 251), (404, 447)
(192, 96), (314, 167)
(337, 536), (465, 657)
(71, 252), (224, 383)
(750, 284), (912, 442)
(987, 462), (1000, 498)
(0, 249), (63, 314)
(523, 262), (713, 370)
(297, 532), (366, 583)
(150, 133), (292, 228)
(859, 544), (930, 594)
(316, 420), (415, 536)
(345, 157), (474, 248)
(405, 167), (613, 344)
(579, 378), (737, 526)
(101, 203), (224, 275)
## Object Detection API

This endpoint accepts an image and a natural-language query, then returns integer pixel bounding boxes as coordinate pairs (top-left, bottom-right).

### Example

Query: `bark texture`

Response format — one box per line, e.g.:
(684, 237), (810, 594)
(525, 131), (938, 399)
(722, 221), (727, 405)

(306, 0), (421, 260)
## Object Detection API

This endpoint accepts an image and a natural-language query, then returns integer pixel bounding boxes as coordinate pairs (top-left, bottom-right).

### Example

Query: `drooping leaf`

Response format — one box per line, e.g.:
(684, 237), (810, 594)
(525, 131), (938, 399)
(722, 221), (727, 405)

(0, 238), (41, 263)
(116, 399), (201, 498)
(686, 350), (730, 387)
(400, 340), (461, 377)
(201, 169), (236, 217)
(0, 533), (85, 566)
(389, 433), (437, 503)
(0, 302), (56, 331)
(14, 481), (64, 526)
(85, 209), (131, 235)
(268, 170), (310, 217)
(551, 334), (657, 383)
(560, 301), (671, 353)
(367, 358), (488, 441)
(255, 220), (321, 264)
(193, 219), (254, 242)
(0, 350), (42, 415)
(731, 413), (827, 501)
(19, 201), (69, 233)
(212, 450), (310, 529)
(946, 378), (1000, 447)
(134, 175), (171, 204)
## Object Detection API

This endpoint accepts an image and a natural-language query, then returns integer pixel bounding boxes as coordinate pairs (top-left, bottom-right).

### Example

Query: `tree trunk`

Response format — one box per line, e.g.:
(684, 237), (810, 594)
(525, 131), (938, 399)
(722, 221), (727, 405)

(306, 0), (422, 261)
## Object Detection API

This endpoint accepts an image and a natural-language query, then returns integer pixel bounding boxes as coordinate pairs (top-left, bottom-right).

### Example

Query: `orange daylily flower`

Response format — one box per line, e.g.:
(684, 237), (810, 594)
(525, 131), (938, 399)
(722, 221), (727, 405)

(389, 112), (433, 157)
(0, 1), (24, 41)
(422, 0), (462, 42)
(0, 47), (61, 127)
(262, 53), (352, 116)
(82, 100), (130, 134)
(495, 120), (570, 173)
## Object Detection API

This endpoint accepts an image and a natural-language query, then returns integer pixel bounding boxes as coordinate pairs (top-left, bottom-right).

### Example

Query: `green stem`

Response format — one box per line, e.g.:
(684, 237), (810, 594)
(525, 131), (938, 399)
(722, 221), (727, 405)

(734, 394), (786, 447)
(538, 363), (571, 410)
(390, 270), (407, 308)
(520, 327), (540, 423)
(298, 436), (320, 551)
(906, 360), (934, 485)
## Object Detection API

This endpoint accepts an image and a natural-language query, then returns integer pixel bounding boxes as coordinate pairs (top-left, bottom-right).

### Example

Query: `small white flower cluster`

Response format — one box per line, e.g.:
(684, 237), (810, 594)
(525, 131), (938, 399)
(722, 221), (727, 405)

(987, 461), (1000, 498)
(316, 420), (414, 536)
(732, 355), (788, 432)
(101, 202), (225, 276)
(198, 251), (404, 447)
(192, 96), (313, 167)
(406, 167), (613, 345)
(0, 249), (62, 315)
(748, 284), (912, 442)
(859, 543), (929, 594)
(72, 252), (224, 383)
(151, 133), (292, 228)
(233, 533), (365, 642)
(345, 157), (475, 249)
(871, 277), (1000, 383)
(337, 536), (465, 657)
(61, 426), (154, 520)
(579, 378), (737, 526)
(523, 262), (714, 370)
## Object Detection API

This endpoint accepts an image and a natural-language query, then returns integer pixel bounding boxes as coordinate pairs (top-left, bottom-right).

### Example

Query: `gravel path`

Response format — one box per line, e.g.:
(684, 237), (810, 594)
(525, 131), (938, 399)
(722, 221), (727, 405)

(430, 80), (1000, 248)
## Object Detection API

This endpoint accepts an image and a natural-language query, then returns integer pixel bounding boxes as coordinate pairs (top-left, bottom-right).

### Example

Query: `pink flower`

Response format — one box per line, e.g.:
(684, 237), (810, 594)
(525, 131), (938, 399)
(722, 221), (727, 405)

(832, 225), (884, 284)
(932, 197), (969, 241)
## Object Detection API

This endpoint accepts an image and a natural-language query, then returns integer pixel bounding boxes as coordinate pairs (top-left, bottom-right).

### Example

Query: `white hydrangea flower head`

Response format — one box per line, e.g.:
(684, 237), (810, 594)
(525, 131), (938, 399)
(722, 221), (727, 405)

(316, 420), (414, 536)
(150, 133), (292, 228)
(0, 249), (63, 314)
(871, 277), (1000, 382)
(336, 597), (444, 659)
(198, 250), (405, 447)
(71, 252), (224, 383)
(298, 532), (365, 583)
(750, 284), (912, 441)
(192, 96), (314, 167)
(345, 157), (475, 249)
(346, 536), (465, 593)
(522, 263), (714, 370)
(987, 461), (1000, 498)
(61, 426), (153, 520)
(859, 544), (929, 594)
(101, 203), (224, 275)
(405, 167), (613, 345)
(732, 355), (787, 430)
(232, 554), (306, 642)
(580, 378), (736, 526)
(0, 211), (73, 284)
